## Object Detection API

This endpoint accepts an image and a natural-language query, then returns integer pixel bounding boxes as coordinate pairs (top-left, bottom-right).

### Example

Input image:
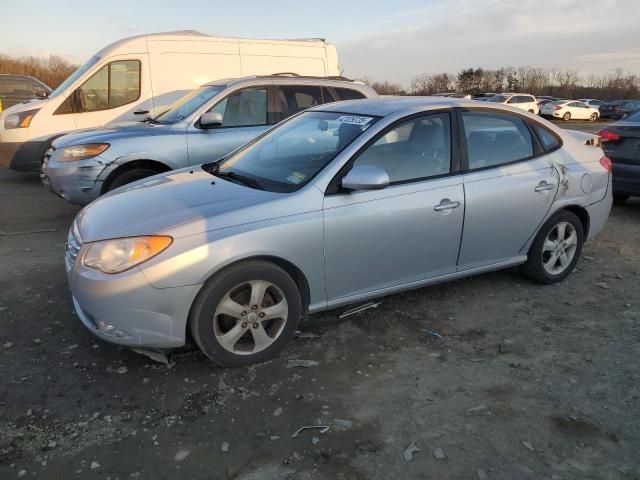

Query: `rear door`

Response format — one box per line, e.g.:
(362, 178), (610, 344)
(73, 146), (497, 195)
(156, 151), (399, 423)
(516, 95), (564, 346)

(186, 86), (275, 165)
(457, 109), (559, 270)
(275, 85), (333, 122)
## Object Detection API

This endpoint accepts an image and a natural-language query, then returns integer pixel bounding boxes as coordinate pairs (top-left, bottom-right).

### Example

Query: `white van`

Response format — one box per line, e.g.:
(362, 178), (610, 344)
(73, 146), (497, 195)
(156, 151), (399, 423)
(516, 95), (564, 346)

(0, 31), (340, 171)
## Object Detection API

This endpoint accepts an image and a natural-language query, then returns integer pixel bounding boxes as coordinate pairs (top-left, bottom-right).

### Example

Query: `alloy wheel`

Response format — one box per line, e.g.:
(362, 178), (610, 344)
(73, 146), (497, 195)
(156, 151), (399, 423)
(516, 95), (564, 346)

(213, 280), (288, 354)
(542, 221), (578, 275)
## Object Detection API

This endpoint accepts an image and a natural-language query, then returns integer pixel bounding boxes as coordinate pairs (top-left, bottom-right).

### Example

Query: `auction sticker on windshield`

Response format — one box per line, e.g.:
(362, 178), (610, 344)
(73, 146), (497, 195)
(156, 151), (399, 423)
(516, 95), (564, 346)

(286, 171), (306, 184)
(337, 115), (374, 126)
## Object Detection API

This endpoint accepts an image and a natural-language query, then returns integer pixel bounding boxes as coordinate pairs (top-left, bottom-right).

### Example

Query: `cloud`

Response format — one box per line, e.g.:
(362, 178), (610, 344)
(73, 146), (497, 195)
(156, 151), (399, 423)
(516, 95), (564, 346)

(337, 0), (640, 85)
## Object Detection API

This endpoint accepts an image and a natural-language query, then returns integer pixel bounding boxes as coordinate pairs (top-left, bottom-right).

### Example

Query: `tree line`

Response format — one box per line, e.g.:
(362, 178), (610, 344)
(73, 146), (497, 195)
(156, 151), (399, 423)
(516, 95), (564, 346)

(0, 54), (78, 89)
(370, 67), (640, 100)
(1, 53), (638, 101)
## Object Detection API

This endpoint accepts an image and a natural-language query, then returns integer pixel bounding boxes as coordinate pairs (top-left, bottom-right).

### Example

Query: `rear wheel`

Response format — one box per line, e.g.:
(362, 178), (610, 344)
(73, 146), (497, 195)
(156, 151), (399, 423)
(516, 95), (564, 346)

(528, 109), (535, 113)
(590, 112), (599, 121)
(562, 112), (571, 121)
(521, 210), (583, 284)
(189, 261), (302, 367)
(613, 193), (630, 205)
(106, 168), (161, 192)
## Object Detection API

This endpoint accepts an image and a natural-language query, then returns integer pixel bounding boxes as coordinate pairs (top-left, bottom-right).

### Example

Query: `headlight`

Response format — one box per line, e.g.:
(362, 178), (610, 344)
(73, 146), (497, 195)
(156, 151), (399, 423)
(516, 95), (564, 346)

(4, 109), (39, 129)
(59, 143), (110, 162)
(82, 236), (172, 274)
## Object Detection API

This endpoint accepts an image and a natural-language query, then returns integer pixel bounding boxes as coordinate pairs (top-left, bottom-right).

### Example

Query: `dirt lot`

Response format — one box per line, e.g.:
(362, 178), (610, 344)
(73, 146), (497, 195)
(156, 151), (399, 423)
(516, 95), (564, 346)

(1, 127), (639, 479)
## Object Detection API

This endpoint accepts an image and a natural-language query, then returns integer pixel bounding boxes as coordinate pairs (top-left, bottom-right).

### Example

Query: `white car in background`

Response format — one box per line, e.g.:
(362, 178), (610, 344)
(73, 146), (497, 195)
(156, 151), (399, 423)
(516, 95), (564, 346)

(487, 93), (539, 114)
(541, 100), (600, 121)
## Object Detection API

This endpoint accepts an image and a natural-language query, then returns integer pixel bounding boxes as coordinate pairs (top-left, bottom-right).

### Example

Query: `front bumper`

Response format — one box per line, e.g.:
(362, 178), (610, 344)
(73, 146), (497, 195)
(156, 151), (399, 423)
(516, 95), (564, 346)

(68, 257), (202, 348)
(0, 140), (49, 171)
(41, 150), (110, 205)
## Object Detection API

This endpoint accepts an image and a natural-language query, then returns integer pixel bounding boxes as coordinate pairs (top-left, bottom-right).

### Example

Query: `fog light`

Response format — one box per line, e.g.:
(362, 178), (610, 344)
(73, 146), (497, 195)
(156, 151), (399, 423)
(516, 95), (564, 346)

(97, 321), (131, 339)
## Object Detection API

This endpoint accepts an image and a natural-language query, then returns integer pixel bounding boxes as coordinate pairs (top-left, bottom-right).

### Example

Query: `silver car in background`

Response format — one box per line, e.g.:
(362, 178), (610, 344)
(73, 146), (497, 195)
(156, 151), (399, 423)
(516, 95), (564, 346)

(42, 75), (376, 205)
(66, 97), (612, 366)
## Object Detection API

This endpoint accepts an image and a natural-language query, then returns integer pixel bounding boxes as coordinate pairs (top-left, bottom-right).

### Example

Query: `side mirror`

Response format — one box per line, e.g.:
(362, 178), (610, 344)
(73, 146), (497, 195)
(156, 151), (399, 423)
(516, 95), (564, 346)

(72, 88), (85, 113)
(342, 165), (389, 192)
(200, 111), (223, 129)
(34, 88), (49, 99)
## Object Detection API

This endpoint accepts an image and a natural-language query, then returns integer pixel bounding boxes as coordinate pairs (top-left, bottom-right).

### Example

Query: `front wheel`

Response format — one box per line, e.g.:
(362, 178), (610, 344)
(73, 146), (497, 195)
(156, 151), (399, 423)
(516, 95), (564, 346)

(106, 168), (160, 192)
(563, 112), (571, 121)
(189, 261), (302, 367)
(521, 210), (584, 284)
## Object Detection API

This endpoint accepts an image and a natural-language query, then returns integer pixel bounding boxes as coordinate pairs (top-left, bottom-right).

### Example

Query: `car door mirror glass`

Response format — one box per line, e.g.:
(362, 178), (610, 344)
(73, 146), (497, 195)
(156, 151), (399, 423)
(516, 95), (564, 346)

(200, 111), (224, 129)
(342, 165), (389, 191)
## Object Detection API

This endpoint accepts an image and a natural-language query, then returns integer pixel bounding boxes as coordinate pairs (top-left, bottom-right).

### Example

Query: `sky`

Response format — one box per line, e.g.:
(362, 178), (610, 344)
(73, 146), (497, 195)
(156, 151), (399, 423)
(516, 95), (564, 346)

(2, 0), (639, 86)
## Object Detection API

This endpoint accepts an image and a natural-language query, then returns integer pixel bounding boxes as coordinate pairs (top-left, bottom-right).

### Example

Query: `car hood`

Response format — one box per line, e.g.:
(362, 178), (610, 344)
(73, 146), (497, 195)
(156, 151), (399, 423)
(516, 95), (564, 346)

(53, 121), (171, 148)
(75, 168), (282, 242)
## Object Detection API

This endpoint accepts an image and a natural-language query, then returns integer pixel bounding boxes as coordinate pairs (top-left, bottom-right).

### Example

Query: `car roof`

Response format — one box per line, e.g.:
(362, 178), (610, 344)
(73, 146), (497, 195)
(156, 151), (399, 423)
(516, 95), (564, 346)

(311, 96), (485, 117)
(203, 74), (369, 89)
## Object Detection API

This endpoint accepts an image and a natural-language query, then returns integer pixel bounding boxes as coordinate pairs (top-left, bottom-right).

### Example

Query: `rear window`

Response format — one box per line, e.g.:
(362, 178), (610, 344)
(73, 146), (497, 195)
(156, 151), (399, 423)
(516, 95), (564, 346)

(334, 87), (366, 100)
(532, 123), (561, 151)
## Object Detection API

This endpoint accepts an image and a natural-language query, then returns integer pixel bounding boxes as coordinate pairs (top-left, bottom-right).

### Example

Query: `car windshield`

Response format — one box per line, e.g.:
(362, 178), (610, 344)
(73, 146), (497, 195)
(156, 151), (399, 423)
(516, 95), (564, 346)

(49, 55), (100, 99)
(153, 86), (224, 124)
(487, 95), (509, 103)
(206, 111), (379, 193)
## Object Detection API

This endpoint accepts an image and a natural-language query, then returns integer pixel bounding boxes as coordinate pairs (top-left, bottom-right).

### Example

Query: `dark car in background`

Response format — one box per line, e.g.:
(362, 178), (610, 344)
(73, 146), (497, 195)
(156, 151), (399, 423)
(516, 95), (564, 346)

(597, 110), (640, 204)
(0, 75), (51, 112)
(599, 100), (640, 120)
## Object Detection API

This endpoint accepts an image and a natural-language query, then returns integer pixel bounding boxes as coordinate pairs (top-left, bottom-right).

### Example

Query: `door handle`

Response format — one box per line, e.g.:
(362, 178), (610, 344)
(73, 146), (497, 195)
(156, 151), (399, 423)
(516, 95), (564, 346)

(534, 181), (555, 192)
(434, 199), (461, 211)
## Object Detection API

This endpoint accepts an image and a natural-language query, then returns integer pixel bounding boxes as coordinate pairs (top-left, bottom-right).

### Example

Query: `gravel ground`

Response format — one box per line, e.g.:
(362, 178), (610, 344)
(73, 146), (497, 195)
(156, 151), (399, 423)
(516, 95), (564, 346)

(1, 129), (639, 479)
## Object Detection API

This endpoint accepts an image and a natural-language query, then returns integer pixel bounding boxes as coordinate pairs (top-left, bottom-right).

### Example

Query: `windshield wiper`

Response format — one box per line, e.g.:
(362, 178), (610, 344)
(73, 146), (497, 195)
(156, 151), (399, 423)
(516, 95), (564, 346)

(141, 116), (161, 124)
(215, 170), (264, 190)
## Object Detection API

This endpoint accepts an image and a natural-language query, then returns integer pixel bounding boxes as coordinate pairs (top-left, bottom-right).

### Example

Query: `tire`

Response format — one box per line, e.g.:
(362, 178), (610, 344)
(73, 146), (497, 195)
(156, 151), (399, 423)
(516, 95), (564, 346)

(106, 168), (161, 192)
(521, 210), (584, 284)
(189, 260), (302, 367)
(528, 109), (535, 113)
(562, 112), (571, 121)
(590, 112), (599, 122)
(613, 193), (630, 205)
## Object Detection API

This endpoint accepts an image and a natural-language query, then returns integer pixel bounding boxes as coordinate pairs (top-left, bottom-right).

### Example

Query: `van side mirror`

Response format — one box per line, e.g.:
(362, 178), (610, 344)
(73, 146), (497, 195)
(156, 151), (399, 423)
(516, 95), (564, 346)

(200, 111), (223, 129)
(342, 165), (389, 191)
(34, 88), (49, 99)
(72, 88), (85, 113)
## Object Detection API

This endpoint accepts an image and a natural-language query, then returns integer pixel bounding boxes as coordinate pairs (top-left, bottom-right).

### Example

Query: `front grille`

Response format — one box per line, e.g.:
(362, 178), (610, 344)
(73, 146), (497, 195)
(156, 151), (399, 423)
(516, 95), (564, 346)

(65, 222), (82, 272)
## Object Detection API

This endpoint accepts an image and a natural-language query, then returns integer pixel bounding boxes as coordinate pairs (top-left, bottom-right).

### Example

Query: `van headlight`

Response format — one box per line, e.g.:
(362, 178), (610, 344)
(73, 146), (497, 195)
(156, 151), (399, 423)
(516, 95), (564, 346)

(4, 109), (39, 129)
(59, 143), (110, 162)
(82, 236), (172, 274)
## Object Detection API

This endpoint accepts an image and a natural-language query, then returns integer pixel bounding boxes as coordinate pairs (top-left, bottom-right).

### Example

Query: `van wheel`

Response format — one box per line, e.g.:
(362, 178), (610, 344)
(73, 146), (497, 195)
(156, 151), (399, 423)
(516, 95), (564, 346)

(106, 168), (160, 191)
(562, 112), (571, 121)
(521, 210), (583, 284)
(189, 261), (302, 367)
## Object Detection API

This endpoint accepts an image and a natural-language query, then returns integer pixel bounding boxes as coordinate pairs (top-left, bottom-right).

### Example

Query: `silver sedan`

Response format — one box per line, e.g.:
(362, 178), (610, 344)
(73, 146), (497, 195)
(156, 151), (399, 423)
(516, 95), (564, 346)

(66, 97), (612, 366)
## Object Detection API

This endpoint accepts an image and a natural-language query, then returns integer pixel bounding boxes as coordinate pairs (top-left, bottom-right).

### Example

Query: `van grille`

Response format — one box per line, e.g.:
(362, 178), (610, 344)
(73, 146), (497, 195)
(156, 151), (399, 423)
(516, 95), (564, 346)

(65, 222), (82, 272)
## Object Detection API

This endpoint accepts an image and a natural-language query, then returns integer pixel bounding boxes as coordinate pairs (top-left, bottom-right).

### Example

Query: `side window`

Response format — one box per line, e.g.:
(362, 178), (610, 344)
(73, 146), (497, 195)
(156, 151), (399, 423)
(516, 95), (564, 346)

(279, 86), (323, 119)
(77, 60), (140, 112)
(462, 111), (534, 169)
(506, 96), (517, 104)
(209, 88), (267, 127)
(526, 96), (535, 103)
(532, 123), (561, 151)
(353, 113), (451, 183)
(334, 87), (366, 100)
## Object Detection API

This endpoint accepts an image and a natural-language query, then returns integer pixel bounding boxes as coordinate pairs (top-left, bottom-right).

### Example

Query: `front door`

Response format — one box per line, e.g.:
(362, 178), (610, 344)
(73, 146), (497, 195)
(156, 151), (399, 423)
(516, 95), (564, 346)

(186, 86), (273, 165)
(323, 112), (465, 302)
(457, 110), (559, 270)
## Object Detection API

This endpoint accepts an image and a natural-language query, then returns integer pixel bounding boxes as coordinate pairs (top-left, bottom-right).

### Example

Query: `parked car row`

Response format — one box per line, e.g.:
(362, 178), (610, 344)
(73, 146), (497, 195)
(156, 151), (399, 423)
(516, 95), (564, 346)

(0, 32), (630, 367)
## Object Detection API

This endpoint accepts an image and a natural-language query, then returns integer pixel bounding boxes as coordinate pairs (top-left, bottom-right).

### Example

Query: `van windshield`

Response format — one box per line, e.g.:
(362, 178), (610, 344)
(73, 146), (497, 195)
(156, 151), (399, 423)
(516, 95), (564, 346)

(153, 86), (224, 124)
(49, 56), (100, 99)
(204, 111), (378, 193)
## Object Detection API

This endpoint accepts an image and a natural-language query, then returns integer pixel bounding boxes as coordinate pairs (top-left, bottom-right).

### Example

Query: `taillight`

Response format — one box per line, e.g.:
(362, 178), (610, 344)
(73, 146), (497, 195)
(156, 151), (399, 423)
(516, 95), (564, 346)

(554, 105), (562, 110)
(596, 129), (620, 142)
(599, 156), (613, 172)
